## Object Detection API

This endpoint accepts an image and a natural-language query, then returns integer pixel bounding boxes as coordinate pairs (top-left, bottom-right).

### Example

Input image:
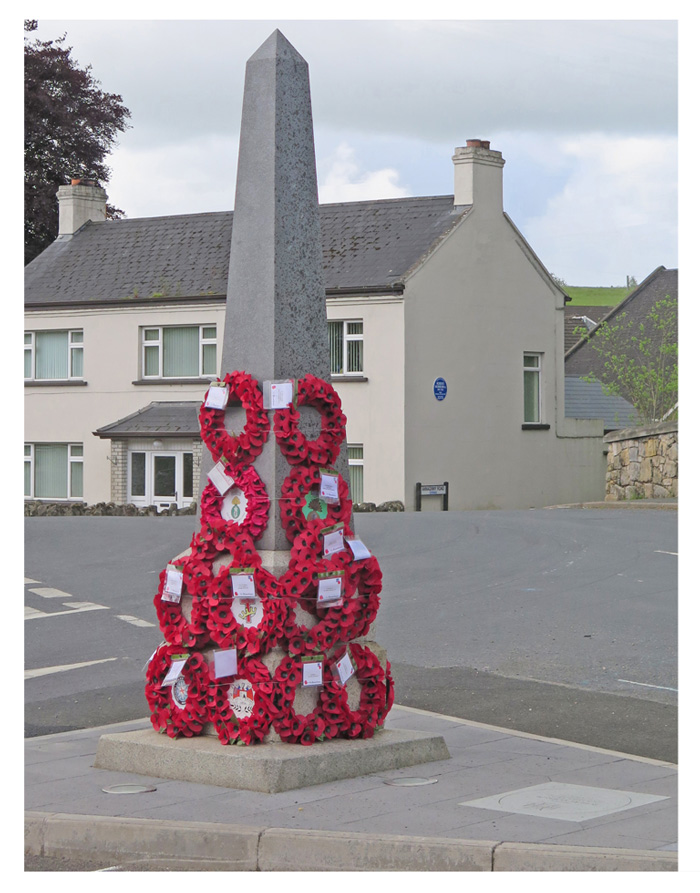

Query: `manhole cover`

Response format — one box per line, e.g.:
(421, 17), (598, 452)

(102, 784), (156, 794)
(383, 777), (438, 786)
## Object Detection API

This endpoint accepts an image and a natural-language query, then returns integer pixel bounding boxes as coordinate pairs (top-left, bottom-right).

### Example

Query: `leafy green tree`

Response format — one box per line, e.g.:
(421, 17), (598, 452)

(577, 295), (678, 424)
(24, 20), (131, 264)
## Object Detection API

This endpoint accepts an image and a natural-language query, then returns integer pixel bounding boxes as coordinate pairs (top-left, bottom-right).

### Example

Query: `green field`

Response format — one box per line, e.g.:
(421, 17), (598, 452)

(566, 286), (631, 306)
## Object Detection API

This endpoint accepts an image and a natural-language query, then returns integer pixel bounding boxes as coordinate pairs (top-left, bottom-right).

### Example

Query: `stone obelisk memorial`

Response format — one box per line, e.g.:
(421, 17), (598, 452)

(95, 30), (448, 793)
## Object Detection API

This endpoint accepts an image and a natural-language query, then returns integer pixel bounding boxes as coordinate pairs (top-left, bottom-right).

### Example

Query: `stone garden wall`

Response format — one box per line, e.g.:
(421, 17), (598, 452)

(604, 421), (678, 501)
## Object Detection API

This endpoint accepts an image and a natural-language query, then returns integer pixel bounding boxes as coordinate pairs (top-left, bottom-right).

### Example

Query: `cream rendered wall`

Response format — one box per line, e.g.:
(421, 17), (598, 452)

(402, 207), (605, 511)
(327, 297), (405, 505)
(25, 302), (225, 504)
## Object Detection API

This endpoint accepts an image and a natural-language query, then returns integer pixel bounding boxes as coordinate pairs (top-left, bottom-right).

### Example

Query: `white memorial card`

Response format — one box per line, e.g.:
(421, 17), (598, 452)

(319, 470), (340, 504)
(208, 459), (235, 496)
(344, 537), (372, 560)
(213, 648), (238, 679)
(161, 565), (184, 603)
(335, 652), (355, 686)
(317, 573), (343, 604)
(302, 657), (324, 687)
(264, 379), (295, 409)
(162, 656), (188, 687)
(205, 383), (230, 409)
(322, 523), (345, 557)
(230, 570), (256, 600)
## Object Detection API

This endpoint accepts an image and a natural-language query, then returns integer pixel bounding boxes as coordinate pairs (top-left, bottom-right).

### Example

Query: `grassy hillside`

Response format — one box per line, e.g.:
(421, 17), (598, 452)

(566, 286), (631, 306)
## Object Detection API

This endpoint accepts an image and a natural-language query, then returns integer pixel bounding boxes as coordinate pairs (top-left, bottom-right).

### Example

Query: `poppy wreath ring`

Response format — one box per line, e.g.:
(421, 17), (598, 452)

(271, 656), (345, 745)
(207, 655), (276, 745)
(199, 464), (270, 541)
(153, 557), (211, 648)
(333, 643), (390, 739)
(145, 645), (212, 739)
(273, 374), (347, 466)
(279, 464), (352, 542)
(199, 371), (270, 467)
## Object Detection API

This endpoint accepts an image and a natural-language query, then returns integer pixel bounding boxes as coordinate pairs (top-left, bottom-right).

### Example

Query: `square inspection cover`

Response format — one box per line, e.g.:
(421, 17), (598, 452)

(459, 782), (668, 823)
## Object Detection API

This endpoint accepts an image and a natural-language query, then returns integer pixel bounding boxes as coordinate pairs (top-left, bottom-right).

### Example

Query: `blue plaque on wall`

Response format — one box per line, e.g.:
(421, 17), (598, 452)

(433, 377), (447, 401)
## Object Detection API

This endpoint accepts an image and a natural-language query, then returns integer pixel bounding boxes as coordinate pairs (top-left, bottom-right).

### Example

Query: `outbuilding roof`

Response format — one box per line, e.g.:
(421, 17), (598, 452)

(94, 401), (201, 438)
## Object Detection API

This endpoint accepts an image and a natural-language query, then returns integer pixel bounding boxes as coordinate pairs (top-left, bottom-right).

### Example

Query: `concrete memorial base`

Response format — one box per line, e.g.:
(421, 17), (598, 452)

(94, 727), (450, 794)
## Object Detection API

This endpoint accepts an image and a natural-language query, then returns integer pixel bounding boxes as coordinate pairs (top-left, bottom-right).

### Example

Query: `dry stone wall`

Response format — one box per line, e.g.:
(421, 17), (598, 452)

(604, 422), (678, 500)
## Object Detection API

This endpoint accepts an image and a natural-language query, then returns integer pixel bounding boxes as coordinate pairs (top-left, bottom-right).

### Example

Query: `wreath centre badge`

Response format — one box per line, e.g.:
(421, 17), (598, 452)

(302, 490), (328, 521)
(222, 487), (248, 523)
(228, 679), (255, 719)
(171, 675), (189, 708)
(233, 595), (263, 628)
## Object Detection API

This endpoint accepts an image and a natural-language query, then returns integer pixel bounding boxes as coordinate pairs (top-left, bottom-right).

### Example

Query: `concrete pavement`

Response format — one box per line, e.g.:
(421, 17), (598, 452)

(25, 704), (677, 871)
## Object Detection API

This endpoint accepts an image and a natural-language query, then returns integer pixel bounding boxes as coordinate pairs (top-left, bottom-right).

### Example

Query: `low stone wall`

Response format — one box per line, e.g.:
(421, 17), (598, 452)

(24, 501), (197, 517)
(604, 422), (678, 501)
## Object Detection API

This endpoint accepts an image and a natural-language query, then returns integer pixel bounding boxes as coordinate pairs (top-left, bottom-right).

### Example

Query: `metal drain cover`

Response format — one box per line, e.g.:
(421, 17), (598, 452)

(102, 784), (156, 794)
(383, 777), (437, 786)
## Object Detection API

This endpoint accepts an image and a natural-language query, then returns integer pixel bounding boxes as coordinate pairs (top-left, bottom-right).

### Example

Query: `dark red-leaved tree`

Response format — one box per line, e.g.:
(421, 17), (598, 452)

(24, 20), (131, 264)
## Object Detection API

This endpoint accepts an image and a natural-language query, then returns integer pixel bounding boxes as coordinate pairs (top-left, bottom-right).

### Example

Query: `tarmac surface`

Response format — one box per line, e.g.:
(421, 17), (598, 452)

(25, 704), (678, 872)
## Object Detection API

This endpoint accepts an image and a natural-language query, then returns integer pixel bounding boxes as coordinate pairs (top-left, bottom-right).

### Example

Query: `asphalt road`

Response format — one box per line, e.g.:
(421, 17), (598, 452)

(24, 508), (678, 761)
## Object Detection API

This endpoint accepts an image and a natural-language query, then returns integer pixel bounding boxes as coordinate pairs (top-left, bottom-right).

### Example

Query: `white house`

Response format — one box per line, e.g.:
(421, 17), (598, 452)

(24, 140), (606, 511)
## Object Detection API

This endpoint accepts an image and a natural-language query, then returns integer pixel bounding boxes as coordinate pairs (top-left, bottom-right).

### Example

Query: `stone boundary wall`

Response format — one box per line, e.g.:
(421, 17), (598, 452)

(604, 422), (678, 501)
(24, 500), (405, 517)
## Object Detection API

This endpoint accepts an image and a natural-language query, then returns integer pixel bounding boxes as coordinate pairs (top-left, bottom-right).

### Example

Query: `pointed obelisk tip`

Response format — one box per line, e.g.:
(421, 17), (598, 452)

(248, 28), (305, 63)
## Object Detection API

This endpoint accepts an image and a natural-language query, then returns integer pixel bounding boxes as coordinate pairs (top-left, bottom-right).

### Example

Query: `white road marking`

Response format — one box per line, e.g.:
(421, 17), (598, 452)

(618, 679), (678, 692)
(28, 587), (74, 599)
(24, 602), (109, 620)
(25, 657), (118, 680)
(24, 577), (41, 584)
(654, 550), (677, 556)
(117, 614), (156, 628)
(25, 606), (46, 619)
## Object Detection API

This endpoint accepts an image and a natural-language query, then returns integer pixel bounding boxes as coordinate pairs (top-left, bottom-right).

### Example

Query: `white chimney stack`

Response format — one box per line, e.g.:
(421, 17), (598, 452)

(56, 179), (108, 236)
(452, 139), (505, 213)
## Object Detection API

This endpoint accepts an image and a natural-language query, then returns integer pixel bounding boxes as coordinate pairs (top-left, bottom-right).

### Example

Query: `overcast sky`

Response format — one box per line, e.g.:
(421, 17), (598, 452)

(29, 12), (680, 285)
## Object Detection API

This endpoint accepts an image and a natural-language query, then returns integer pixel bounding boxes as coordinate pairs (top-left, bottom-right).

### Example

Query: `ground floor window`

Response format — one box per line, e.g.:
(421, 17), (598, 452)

(24, 443), (83, 500)
(128, 449), (194, 508)
(348, 444), (364, 504)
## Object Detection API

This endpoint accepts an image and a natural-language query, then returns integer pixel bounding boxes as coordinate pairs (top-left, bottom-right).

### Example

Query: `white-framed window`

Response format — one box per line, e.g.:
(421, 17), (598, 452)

(348, 444), (364, 504)
(523, 353), (543, 423)
(24, 330), (84, 381)
(328, 320), (363, 376)
(24, 443), (84, 500)
(141, 325), (217, 379)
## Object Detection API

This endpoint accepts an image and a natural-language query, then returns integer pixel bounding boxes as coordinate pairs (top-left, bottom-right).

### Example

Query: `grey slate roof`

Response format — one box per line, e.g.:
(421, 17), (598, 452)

(94, 401), (201, 438)
(25, 196), (466, 307)
(565, 377), (637, 431)
(564, 305), (613, 353)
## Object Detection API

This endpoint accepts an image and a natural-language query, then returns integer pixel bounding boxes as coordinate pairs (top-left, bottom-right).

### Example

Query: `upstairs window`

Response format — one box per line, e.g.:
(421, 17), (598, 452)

(523, 353), (543, 423)
(25, 330), (83, 381)
(141, 325), (217, 379)
(328, 320), (363, 376)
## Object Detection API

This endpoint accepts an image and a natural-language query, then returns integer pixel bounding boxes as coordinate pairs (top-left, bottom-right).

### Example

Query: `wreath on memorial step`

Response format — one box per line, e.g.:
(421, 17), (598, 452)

(280, 464), (352, 543)
(271, 656), (345, 745)
(333, 643), (389, 739)
(199, 371), (270, 467)
(204, 563), (288, 655)
(145, 645), (212, 739)
(199, 464), (270, 541)
(207, 655), (276, 746)
(273, 374), (347, 466)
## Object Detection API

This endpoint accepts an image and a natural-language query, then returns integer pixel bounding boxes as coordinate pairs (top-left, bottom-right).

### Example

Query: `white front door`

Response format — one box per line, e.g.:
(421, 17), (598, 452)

(128, 450), (194, 509)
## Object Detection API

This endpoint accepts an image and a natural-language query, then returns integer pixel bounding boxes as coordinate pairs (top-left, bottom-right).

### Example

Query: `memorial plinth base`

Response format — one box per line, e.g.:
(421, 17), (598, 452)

(94, 727), (450, 794)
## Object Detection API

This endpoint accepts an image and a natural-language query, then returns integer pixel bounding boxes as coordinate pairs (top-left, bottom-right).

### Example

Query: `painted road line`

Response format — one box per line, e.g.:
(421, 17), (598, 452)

(28, 587), (75, 599)
(618, 679), (678, 692)
(25, 657), (118, 680)
(654, 550), (678, 556)
(117, 614), (156, 628)
(24, 602), (109, 620)
(25, 606), (46, 619)
(24, 577), (41, 584)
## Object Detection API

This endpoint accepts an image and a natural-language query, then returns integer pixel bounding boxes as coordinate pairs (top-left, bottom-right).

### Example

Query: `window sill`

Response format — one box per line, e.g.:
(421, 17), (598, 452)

(25, 380), (87, 387)
(331, 375), (368, 383)
(133, 378), (214, 386)
(522, 423), (550, 430)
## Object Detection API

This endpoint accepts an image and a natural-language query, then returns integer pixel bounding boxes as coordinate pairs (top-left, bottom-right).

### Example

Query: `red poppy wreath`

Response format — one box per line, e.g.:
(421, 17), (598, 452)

(153, 557), (211, 648)
(273, 374), (347, 466)
(207, 655), (276, 745)
(145, 644), (212, 739)
(271, 656), (345, 745)
(199, 464), (270, 541)
(199, 371), (270, 467)
(333, 643), (389, 739)
(279, 464), (352, 543)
